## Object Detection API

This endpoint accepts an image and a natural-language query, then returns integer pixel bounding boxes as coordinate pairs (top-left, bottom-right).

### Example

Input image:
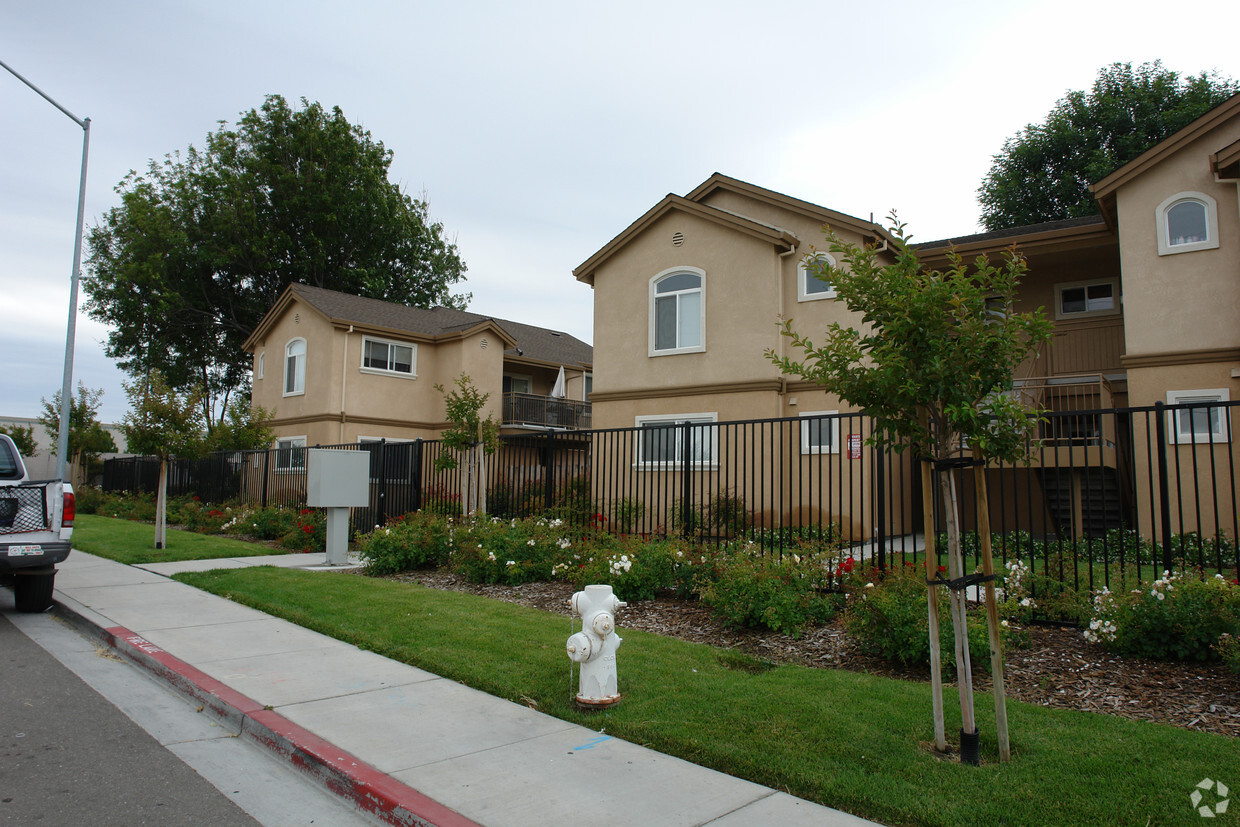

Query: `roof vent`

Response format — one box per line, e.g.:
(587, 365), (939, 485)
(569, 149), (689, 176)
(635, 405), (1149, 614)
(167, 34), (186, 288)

(480, 338), (489, 349)
(294, 312), (301, 324)
(672, 231), (684, 247)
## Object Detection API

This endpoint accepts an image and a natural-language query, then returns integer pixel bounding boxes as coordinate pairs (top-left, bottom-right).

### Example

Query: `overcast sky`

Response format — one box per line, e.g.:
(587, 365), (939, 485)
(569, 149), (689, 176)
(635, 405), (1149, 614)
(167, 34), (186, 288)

(3, 1), (1237, 424)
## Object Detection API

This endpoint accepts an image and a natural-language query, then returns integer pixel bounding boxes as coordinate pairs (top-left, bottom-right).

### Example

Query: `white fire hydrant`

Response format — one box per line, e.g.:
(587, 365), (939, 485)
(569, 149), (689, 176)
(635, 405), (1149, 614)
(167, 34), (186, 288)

(566, 584), (626, 709)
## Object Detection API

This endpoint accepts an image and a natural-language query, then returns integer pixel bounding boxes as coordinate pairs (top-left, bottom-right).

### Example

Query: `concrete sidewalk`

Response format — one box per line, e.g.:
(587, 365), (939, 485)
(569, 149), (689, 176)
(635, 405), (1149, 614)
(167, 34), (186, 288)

(52, 551), (877, 827)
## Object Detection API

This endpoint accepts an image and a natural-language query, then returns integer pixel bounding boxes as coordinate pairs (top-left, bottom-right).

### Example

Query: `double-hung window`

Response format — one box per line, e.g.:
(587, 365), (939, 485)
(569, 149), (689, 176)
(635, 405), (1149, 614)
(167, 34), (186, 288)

(635, 413), (717, 468)
(1055, 279), (1118, 320)
(362, 336), (416, 376)
(284, 339), (306, 396)
(275, 436), (307, 471)
(1166, 389), (1231, 444)
(650, 268), (705, 355)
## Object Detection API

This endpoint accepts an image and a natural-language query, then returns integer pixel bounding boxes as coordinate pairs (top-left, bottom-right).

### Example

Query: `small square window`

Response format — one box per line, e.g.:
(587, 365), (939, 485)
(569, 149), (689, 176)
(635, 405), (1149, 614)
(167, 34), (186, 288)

(1166, 389), (1230, 444)
(800, 411), (840, 454)
(275, 437), (307, 471)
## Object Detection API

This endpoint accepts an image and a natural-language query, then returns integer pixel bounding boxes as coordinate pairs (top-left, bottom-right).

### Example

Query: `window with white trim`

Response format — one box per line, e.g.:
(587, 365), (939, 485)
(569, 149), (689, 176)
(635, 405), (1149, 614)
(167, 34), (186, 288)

(275, 436), (307, 471)
(1165, 389), (1231, 444)
(798, 253), (837, 302)
(1156, 192), (1219, 255)
(284, 339), (306, 396)
(1055, 279), (1118, 319)
(503, 374), (532, 395)
(650, 268), (705, 355)
(634, 413), (717, 468)
(362, 336), (416, 376)
(583, 373), (593, 401)
(800, 411), (840, 454)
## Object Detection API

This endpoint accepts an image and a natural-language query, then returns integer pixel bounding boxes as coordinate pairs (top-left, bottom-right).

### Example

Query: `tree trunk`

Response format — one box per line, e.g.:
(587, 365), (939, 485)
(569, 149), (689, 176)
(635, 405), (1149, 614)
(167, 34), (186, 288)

(937, 466), (976, 742)
(154, 459), (168, 549)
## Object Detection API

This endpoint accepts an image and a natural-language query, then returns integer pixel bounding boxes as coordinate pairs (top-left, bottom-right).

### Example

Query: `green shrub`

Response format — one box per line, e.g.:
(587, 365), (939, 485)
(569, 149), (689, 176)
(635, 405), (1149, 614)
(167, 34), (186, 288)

(1084, 570), (1240, 662)
(244, 506), (297, 540)
(357, 512), (454, 574)
(699, 545), (841, 638)
(280, 508), (326, 551)
(73, 485), (107, 514)
(449, 516), (576, 585)
(567, 535), (690, 601)
(845, 564), (1019, 669)
(1216, 633), (1240, 675)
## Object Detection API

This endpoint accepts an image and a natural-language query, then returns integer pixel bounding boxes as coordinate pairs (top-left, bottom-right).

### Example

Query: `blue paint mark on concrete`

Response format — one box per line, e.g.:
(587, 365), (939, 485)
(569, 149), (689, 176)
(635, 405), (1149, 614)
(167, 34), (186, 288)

(573, 735), (613, 751)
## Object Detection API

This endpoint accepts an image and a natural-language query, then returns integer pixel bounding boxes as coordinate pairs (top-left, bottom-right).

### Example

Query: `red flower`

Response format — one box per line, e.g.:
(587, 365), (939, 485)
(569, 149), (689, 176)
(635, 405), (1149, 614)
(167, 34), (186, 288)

(938, 565), (947, 573)
(302, 525), (314, 534)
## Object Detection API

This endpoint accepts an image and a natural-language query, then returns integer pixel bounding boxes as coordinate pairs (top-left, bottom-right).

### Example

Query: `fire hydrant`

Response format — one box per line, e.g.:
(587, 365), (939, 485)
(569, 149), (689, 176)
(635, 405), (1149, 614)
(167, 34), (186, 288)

(566, 584), (626, 708)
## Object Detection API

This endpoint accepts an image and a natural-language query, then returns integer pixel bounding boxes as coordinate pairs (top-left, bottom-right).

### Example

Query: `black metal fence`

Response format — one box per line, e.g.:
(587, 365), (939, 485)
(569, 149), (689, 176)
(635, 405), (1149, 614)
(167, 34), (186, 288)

(103, 400), (1239, 590)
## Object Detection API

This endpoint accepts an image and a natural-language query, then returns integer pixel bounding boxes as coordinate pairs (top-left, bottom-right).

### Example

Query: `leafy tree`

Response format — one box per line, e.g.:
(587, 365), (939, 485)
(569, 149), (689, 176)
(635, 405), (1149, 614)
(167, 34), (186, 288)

(433, 374), (500, 515)
(121, 372), (207, 549)
(978, 61), (1238, 230)
(39, 384), (118, 488)
(767, 217), (1053, 759)
(204, 403), (275, 453)
(85, 94), (470, 429)
(0, 424), (38, 458)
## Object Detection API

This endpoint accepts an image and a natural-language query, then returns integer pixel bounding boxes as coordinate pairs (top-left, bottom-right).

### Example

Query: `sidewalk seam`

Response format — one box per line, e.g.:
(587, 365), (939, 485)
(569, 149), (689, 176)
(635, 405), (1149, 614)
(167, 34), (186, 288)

(54, 598), (481, 827)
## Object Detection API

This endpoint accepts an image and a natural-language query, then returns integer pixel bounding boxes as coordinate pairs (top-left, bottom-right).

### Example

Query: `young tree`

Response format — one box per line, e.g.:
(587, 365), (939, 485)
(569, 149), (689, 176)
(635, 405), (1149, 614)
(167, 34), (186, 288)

(433, 374), (500, 516)
(85, 94), (470, 430)
(204, 403), (275, 453)
(978, 61), (1238, 230)
(767, 218), (1053, 761)
(0, 424), (38, 458)
(121, 372), (206, 549)
(39, 384), (118, 488)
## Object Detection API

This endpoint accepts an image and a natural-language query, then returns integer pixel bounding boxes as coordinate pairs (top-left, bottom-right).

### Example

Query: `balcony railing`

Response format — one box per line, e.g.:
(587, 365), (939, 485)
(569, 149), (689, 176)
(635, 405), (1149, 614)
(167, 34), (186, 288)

(502, 392), (591, 430)
(1013, 374), (1115, 447)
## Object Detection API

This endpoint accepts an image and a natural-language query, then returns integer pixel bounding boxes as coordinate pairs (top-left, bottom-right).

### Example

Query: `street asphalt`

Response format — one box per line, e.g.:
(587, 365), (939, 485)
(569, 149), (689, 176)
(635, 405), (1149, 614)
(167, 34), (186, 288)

(46, 550), (879, 827)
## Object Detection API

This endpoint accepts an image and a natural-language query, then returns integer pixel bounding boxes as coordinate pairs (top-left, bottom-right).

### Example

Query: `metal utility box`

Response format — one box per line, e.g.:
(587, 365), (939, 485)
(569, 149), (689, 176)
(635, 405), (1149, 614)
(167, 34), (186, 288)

(306, 450), (369, 508)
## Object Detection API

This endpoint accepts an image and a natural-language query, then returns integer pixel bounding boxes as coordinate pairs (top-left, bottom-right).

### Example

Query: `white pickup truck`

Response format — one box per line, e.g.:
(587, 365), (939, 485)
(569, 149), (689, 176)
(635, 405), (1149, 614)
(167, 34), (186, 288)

(0, 434), (74, 612)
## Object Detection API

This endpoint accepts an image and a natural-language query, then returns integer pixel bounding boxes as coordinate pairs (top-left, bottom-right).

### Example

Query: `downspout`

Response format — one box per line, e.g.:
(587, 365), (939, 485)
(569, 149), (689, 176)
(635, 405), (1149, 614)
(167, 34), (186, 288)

(777, 244), (797, 417)
(340, 325), (353, 442)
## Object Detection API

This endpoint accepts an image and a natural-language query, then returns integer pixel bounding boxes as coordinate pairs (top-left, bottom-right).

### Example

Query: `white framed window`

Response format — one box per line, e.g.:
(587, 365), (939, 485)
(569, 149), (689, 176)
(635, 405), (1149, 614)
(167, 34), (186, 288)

(256, 352), (264, 380)
(361, 336), (416, 377)
(634, 413), (717, 468)
(799, 410), (840, 454)
(583, 373), (593, 401)
(1055, 279), (1119, 320)
(1165, 389), (1231, 444)
(284, 339), (306, 396)
(1156, 192), (1219, 256)
(275, 436), (307, 471)
(503, 374), (532, 395)
(798, 252), (837, 302)
(649, 267), (705, 355)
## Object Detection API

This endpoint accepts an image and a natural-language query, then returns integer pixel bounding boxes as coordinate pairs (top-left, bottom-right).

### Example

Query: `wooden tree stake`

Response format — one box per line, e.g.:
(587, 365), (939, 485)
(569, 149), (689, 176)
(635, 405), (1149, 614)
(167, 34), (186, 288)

(974, 448), (1011, 761)
(921, 460), (947, 752)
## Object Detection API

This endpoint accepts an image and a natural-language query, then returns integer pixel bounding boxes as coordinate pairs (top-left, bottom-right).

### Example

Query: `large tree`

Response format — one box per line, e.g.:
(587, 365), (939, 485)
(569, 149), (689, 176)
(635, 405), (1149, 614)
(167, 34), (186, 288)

(978, 61), (1238, 230)
(85, 94), (469, 428)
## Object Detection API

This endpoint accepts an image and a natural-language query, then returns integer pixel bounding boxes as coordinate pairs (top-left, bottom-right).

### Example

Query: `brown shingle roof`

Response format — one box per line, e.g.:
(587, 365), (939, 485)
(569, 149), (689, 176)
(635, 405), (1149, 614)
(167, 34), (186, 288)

(285, 284), (592, 368)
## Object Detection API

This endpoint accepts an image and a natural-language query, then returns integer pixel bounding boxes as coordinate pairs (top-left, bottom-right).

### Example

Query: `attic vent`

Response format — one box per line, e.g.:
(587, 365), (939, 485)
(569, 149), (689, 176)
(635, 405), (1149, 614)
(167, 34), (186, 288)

(294, 312), (301, 324)
(551, 332), (561, 337)
(672, 231), (684, 247)
(480, 338), (489, 349)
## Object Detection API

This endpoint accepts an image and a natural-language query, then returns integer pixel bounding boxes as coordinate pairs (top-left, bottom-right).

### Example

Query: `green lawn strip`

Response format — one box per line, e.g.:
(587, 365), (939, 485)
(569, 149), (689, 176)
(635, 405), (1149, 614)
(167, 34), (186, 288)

(174, 566), (1233, 826)
(73, 514), (296, 565)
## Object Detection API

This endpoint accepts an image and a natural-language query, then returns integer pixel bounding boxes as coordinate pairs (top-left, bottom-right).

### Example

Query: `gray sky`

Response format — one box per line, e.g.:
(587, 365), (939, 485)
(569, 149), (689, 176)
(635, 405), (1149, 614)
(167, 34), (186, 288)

(3, 0), (1237, 424)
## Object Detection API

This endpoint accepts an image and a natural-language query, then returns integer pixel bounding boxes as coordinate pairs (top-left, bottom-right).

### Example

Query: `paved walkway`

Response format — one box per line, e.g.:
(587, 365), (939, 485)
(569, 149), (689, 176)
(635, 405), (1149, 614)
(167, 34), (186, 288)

(52, 551), (877, 827)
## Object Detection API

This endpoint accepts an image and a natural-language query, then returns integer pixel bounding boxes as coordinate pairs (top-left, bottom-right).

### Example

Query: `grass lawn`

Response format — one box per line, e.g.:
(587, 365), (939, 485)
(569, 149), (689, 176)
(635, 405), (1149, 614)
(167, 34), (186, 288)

(176, 565), (1235, 826)
(72, 514), (295, 565)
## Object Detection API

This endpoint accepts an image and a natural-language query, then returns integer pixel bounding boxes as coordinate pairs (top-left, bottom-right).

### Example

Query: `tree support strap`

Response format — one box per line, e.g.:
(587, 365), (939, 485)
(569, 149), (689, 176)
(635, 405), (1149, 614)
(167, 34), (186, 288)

(928, 456), (983, 471)
(926, 572), (996, 591)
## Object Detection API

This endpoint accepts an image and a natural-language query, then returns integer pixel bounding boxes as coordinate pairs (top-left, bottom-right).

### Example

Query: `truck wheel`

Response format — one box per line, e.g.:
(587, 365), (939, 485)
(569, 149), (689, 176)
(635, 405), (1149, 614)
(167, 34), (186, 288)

(14, 572), (55, 613)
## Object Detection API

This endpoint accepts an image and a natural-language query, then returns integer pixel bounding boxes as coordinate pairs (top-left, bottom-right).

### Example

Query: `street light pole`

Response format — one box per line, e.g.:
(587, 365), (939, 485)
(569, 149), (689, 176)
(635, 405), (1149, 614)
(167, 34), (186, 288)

(1, 59), (91, 483)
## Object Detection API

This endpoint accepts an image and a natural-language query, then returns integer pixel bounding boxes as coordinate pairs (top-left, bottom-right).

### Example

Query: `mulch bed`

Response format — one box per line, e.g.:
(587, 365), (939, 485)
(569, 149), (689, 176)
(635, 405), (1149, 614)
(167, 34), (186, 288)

(380, 569), (1240, 739)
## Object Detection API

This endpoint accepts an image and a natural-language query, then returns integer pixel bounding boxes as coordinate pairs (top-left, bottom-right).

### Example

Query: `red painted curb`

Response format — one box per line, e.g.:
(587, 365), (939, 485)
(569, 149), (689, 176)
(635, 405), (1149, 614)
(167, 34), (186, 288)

(84, 619), (480, 827)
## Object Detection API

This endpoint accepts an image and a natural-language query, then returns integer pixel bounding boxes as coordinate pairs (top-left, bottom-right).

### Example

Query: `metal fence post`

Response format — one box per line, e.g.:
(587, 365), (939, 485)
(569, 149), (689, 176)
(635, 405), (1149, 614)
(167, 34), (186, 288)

(681, 421), (693, 538)
(411, 439), (424, 513)
(377, 439), (388, 527)
(544, 429), (557, 511)
(875, 442), (887, 572)
(261, 448), (270, 509)
(1153, 402), (1174, 572)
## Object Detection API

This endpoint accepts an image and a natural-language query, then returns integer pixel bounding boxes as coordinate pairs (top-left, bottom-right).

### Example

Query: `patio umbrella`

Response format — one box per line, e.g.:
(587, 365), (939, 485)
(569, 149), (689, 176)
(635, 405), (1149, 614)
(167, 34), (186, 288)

(551, 365), (567, 398)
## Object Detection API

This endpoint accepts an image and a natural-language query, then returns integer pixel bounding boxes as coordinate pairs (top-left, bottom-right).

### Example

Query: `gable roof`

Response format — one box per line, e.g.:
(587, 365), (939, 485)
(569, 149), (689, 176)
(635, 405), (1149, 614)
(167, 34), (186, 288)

(245, 284), (593, 369)
(1091, 92), (1240, 225)
(685, 173), (899, 245)
(916, 214), (1112, 253)
(573, 194), (798, 286)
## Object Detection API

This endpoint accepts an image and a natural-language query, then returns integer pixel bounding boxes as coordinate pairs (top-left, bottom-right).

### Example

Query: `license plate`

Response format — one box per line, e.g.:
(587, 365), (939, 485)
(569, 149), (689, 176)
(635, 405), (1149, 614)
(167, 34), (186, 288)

(7, 545), (42, 556)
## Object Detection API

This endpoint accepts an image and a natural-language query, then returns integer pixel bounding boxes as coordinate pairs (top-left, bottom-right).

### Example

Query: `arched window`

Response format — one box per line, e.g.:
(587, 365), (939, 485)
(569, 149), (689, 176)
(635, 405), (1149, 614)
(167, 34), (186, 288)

(650, 268), (705, 355)
(798, 252), (837, 302)
(1156, 192), (1219, 255)
(284, 339), (306, 396)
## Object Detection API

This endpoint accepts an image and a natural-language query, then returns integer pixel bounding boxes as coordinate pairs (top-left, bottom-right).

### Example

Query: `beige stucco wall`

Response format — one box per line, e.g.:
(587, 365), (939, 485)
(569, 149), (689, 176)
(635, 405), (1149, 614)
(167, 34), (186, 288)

(1113, 120), (1240, 407)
